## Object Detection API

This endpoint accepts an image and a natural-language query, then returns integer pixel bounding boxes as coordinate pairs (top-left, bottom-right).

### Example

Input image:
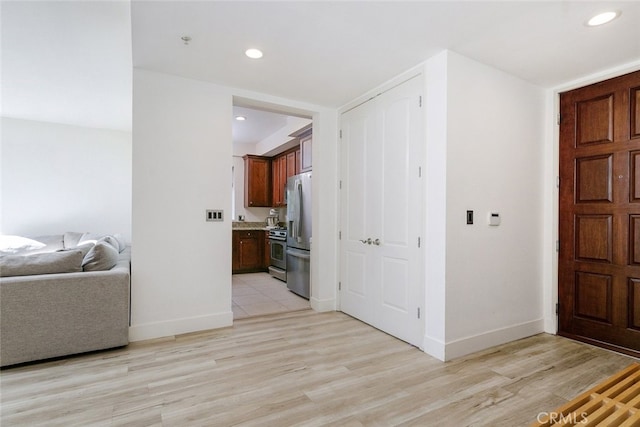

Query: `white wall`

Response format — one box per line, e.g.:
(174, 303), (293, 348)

(440, 51), (545, 359)
(131, 69), (233, 340)
(423, 52), (449, 360)
(0, 117), (132, 240)
(131, 69), (338, 341)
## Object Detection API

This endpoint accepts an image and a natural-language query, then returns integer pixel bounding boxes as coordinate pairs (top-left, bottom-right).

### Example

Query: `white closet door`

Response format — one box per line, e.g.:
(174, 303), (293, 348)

(339, 76), (424, 347)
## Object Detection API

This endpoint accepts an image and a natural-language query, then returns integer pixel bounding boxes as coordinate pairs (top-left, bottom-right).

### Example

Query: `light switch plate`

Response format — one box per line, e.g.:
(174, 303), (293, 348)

(206, 210), (223, 222)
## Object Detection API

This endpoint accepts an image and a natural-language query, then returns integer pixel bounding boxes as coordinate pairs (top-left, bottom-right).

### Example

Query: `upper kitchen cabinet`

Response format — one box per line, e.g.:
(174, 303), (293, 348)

(243, 155), (271, 207)
(272, 146), (300, 207)
(272, 154), (287, 207)
(290, 124), (312, 172)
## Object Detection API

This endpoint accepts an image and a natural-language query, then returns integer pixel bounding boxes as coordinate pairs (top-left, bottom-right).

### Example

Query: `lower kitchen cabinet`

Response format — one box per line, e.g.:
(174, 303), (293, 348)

(232, 230), (268, 273)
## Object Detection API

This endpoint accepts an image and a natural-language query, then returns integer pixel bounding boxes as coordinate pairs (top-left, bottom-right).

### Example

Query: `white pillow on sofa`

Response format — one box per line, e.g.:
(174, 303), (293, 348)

(0, 236), (46, 255)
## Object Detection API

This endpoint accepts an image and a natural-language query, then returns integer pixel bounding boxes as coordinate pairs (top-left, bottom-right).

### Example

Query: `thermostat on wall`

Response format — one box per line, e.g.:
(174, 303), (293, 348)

(489, 212), (501, 226)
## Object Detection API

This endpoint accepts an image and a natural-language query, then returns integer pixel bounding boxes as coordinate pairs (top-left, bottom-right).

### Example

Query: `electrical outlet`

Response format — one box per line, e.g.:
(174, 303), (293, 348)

(206, 210), (223, 222)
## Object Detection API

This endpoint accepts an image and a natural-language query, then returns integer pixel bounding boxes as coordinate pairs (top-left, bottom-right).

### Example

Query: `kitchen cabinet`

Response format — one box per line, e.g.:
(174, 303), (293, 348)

(299, 130), (312, 172)
(271, 147), (300, 207)
(272, 154), (287, 207)
(289, 124), (312, 172)
(232, 230), (266, 273)
(243, 155), (271, 207)
(264, 237), (271, 268)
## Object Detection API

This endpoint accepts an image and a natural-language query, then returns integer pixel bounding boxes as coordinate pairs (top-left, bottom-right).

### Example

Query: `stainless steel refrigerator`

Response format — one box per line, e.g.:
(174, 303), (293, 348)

(286, 172), (311, 298)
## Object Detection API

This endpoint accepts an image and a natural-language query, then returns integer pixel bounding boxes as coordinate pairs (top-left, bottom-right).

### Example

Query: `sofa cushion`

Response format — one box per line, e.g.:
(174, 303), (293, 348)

(20, 234), (65, 255)
(78, 233), (120, 251)
(0, 235), (46, 255)
(82, 241), (119, 271)
(0, 250), (84, 277)
(63, 231), (85, 249)
(113, 234), (127, 253)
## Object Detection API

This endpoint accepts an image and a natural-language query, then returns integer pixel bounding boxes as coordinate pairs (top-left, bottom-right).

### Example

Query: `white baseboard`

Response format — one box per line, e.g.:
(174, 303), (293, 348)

(422, 335), (446, 361)
(129, 311), (233, 342)
(310, 296), (335, 312)
(442, 318), (545, 361)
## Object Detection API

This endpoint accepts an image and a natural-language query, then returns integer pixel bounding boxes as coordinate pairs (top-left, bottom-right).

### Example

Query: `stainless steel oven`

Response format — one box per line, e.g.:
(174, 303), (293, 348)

(268, 229), (287, 282)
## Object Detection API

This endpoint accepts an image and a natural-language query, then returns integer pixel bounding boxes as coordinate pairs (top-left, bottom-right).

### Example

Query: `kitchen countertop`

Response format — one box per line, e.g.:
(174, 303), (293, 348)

(232, 222), (285, 231)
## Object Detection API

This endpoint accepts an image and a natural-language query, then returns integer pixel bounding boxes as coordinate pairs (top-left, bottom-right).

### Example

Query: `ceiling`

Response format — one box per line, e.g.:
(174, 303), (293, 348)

(132, 1), (640, 108)
(2, 1), (640, 134)
(232, 106), (291, 145)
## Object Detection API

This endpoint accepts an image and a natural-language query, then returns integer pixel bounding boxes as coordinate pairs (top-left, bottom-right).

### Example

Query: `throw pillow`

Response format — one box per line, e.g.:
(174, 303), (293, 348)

(0, 250), (84, 277)
(82, 241), (119, 271)
(0, 235), (46, 255)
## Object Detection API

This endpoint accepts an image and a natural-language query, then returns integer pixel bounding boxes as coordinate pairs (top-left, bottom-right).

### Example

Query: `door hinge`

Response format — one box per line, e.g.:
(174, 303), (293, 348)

(418, 237), (421, 248)
(556, 240), (560, 252)
(556, 176), (560, 188)
(557, 113), (561, 125)
(555, 303), (559, 315)
(339, 129), (342, 138)
(419, 96), (422, 107)
(339, 231), (342, 240)
(339, 281), (342, 291)
(418, 166), (422, 178)
(339, 180), (342, 189)
(417, 307), (421, 319)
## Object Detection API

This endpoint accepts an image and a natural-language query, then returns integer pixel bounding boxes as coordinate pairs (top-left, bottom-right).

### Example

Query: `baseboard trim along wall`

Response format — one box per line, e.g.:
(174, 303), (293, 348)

(129, 311), (233, 342)
(443, 318), (545, 361)
(310, 296), (336, 312)
(423, 319), (545, 362)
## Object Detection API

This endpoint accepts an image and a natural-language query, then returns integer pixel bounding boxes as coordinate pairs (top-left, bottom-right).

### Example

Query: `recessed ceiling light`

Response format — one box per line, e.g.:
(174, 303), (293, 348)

(245, 48), (263, 59)
(235, 116), (246, 121)
(587, 11), (620, 26)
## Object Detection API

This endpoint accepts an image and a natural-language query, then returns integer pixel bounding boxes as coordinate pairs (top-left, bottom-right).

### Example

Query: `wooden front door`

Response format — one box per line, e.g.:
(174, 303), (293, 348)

(559, 70), (640, 357)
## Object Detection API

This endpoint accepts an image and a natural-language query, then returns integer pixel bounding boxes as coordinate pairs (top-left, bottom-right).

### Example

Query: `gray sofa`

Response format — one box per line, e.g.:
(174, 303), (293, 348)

(0, 233), (130, 367)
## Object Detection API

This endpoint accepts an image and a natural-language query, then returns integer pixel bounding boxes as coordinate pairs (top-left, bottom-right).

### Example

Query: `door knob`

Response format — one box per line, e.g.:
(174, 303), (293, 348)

(373, 239), (380, 246)
(360, 238), (372, 245)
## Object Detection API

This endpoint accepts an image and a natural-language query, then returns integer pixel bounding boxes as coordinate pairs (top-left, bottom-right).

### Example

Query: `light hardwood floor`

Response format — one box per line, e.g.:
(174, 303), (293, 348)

(1, 310), (638, 426)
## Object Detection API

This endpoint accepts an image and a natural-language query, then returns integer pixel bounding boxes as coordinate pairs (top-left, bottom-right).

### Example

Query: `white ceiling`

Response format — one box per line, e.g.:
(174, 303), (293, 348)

(2, 1), (640, 134)
(232, 106), (291, 145)
(132, 1), (640, 108)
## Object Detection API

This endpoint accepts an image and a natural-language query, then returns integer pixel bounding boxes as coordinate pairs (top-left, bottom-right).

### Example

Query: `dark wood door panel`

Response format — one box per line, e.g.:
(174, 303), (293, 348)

(575, 215), (612, 263)
(631, 87), (640, 139)
(576, 94), (614, 146)
(559, 69), (640, 357)
(576, 154), (613, 202)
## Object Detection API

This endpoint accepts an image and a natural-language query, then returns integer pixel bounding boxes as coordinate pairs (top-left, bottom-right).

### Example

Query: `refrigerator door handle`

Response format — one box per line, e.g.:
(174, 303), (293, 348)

(286, 248), (310, 260)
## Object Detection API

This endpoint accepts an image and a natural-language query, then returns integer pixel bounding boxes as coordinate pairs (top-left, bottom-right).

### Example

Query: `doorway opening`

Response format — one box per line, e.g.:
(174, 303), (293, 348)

(231, 97), (314, 319)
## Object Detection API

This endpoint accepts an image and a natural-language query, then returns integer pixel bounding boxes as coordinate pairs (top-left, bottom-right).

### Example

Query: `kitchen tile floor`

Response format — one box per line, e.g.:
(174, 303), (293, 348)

(232, 272), (310, 319)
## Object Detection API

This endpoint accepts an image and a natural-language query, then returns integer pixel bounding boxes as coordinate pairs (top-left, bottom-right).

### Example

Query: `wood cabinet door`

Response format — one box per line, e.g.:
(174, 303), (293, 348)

(559, 70), (640, 357)
(244, 155), (271, 207)
(264, 235), (271, 269)
(286, 151), (296, 178)
(271, 155), (287, 207)
(232, 231), (240, 272)
(238, 231), (262, 270)
(300, 134), (312, 172)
